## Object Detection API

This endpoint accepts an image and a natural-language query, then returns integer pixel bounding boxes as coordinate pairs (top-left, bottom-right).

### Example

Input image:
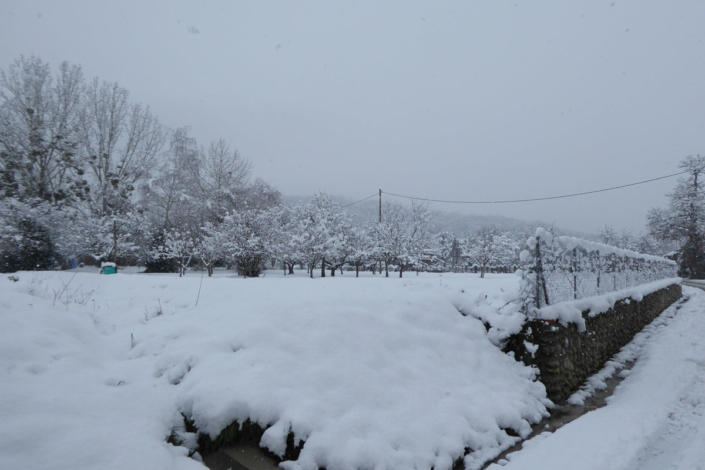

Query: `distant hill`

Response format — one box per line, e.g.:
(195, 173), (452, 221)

(285, 194), (597, 239)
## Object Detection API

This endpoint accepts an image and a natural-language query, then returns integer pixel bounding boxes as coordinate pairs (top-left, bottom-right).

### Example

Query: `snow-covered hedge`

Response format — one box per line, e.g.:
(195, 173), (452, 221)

(519, 228), (678, 311)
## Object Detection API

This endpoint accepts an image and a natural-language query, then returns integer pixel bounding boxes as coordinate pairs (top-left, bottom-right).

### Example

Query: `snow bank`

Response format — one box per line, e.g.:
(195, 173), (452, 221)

(443, 274), (526, 345)
(534, 277), (681, 331)
(0, 271), (548, 470)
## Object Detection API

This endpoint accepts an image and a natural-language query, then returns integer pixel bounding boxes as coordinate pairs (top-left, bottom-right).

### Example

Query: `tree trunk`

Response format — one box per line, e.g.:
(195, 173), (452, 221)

(385, 260), (389, 277)
(399, 265), (403, 278)
(288, 263), (294, 275)
(481, 266), (485, 278)
(330, 266), (335, 277)
(355, 261), (359, 278)
(321, 258), (326, 277)
(340, 267), (343, 275)
(309, 264), (313, 278)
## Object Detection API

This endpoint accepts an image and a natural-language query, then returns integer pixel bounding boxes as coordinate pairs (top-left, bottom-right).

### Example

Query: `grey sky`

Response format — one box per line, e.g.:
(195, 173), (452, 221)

(2, 0), (704, 233)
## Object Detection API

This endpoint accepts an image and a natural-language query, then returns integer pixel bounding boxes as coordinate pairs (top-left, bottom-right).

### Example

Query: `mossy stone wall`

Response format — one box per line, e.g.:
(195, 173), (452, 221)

(506, 283), (682, 402)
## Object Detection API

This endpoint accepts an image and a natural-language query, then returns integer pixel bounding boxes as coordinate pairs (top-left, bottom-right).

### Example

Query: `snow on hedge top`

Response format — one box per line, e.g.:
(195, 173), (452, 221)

(520, 228), (678, 308)
(527, 227), (676, 265)
(0, 271), (547, 470)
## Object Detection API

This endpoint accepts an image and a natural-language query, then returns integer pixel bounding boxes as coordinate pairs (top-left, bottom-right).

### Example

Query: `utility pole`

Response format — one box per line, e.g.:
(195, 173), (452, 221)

(379, 189), (382, 223)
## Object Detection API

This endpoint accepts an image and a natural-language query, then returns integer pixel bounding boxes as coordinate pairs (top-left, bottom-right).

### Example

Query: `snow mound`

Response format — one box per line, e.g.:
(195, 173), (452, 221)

(0, 271), (549, 470)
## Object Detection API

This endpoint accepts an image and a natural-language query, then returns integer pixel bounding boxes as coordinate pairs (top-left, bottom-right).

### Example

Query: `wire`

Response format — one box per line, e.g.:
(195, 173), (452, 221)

(383, 171), (688, 204)
(342, 193), (378, 208)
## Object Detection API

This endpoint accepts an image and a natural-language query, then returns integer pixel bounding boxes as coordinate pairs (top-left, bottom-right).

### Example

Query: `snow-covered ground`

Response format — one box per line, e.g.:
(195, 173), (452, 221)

(0, 269), (551, 470)
(489, 286), (705, 470)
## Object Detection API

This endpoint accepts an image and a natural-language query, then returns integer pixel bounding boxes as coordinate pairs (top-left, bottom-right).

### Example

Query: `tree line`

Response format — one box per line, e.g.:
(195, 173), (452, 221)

(0, 55), (527, 278)
(0, 55), (687, 278)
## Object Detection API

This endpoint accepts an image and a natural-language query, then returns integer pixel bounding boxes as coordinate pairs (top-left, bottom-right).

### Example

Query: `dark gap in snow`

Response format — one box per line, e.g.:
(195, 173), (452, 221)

(194, 418), (302, 470)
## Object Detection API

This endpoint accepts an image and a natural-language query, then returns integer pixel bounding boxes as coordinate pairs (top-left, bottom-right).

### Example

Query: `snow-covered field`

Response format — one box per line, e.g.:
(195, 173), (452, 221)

(0, 269), (551, 470)
(490, 286), (705, 470)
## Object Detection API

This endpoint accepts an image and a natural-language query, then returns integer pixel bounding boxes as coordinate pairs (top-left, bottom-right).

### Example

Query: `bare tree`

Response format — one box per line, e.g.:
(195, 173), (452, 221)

(81, 78), (166, 215)
(192, 138), (251, 221)
(0, 56), (86, 203)
(140, 127), (201, 230)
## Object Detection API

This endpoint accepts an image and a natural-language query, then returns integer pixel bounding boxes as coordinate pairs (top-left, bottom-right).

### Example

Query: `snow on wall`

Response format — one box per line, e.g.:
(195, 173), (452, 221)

(519, 228), (678, 311)
(505, 281), (683, 402)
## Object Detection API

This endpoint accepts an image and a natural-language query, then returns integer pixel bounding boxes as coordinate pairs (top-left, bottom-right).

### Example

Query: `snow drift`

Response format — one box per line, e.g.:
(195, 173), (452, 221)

(0, 271), (549, 470)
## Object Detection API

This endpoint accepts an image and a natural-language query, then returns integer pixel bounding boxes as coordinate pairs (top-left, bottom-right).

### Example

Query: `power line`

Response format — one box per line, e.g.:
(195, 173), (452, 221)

(341, 193), (378, 208)
(382, 171), (687, 205)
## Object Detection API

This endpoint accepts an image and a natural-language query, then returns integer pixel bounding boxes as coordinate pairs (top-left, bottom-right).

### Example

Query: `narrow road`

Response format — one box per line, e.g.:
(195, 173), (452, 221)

(633, 280), (705, 470)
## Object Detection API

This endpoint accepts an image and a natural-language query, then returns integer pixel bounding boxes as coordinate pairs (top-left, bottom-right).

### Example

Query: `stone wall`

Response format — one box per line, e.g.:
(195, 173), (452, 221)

(505, 283), (682, 402)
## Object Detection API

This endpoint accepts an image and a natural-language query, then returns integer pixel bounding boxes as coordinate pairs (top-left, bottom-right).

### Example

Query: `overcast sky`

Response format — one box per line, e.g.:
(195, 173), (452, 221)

(2, 0), (704, 233)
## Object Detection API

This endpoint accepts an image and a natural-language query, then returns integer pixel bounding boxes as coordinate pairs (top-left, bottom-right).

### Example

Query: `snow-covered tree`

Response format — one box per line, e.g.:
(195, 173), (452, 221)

(348, 224), (374, 277)
(465, 227), (518, 278)
(161, 228), (195, 277)
(196, 223), (223, 277)
(434, 232), (463, 272)
(291, 193), (346, 279)
(372, 200), (432, 277)
(219, 209), (274, 277)
(648, 155), (705, 277)
(324, 213), (354, 277)
(268, 204), (299, 275)
(403, 200), (433, 275)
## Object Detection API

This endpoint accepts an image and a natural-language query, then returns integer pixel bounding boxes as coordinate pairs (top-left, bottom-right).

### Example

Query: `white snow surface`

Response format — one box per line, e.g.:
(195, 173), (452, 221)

(490, 286), (705, 470)
(534, 277), (681, 331)
(0, 270), (550, 470)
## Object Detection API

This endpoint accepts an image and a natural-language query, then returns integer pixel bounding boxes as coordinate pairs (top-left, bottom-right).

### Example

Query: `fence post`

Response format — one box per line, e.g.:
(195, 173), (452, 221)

(572, 247), (578, 300)
(534, 239), (549, 308)
(596, 252), (601, 293)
